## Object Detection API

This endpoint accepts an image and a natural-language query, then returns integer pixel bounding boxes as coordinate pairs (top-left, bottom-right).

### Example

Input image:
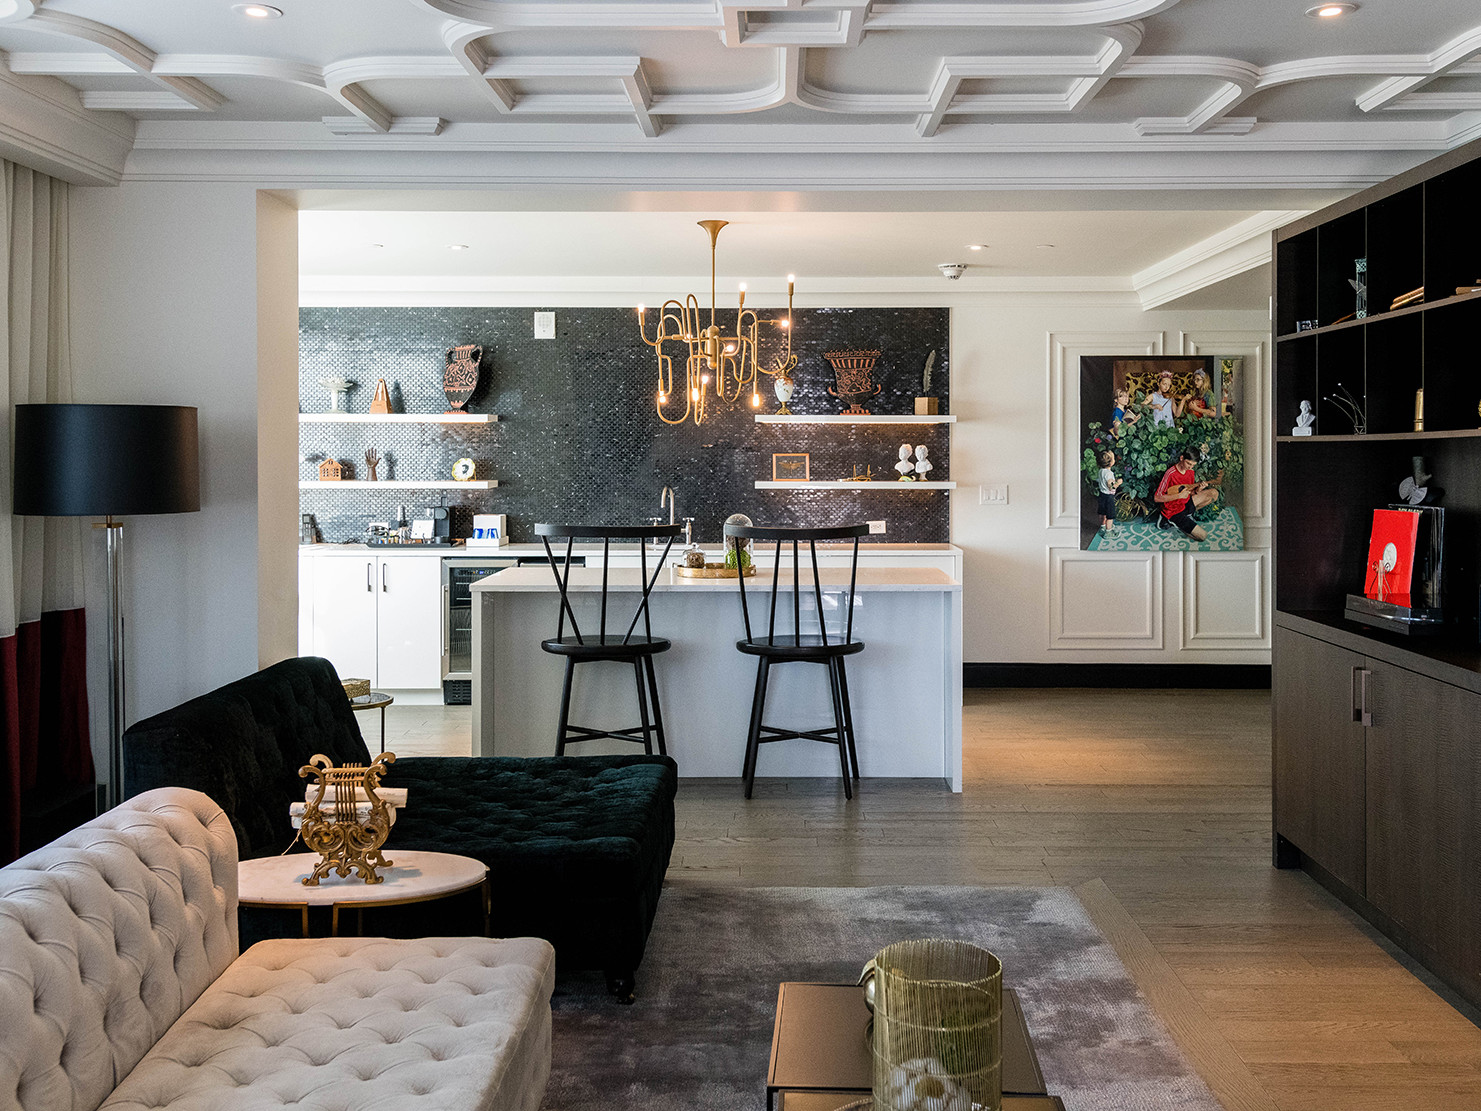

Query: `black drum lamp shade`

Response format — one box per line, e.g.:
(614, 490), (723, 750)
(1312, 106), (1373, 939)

(12, 404), (200, 517)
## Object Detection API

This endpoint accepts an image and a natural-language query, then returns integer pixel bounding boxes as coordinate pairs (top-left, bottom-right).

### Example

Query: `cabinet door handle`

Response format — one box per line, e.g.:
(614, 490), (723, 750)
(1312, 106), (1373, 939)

(381, 563), (388, 592)
(1352, 666), (1372, 727)
(442, 585), (450, 656)
(366, 562), (373, 592)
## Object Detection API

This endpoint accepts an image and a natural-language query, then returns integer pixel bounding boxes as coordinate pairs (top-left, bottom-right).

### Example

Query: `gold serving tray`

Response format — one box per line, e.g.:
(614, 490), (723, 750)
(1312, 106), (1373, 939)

(674, 563), (757, 579)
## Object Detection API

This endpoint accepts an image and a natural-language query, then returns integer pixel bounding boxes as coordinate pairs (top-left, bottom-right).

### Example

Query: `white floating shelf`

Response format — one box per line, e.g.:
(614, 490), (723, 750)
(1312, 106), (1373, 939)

(298, 413), (499, 424)
(754, 414), (955, 424)
(755, 480), (956, 490)
(299, 480), (498, 490)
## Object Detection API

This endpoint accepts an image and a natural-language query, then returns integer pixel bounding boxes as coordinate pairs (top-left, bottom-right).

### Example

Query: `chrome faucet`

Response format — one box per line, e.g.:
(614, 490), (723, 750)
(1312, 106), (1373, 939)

(660, 485), (676, 527)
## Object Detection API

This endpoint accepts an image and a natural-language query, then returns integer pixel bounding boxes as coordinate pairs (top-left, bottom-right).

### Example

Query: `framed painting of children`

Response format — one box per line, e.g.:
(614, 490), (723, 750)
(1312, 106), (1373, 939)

(1078, 354), (1246, 551)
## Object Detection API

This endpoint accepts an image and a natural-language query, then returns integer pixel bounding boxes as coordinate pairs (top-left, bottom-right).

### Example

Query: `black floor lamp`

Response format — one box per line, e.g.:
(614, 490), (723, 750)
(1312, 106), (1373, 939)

(11, 404), (200, 810)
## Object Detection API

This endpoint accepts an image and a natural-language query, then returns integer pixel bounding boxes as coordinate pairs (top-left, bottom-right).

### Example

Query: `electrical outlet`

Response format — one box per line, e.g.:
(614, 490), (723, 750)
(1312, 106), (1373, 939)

(533, 311), (555, 339)
(980, 484), (1009, 505)
(867, 519), (886, 534)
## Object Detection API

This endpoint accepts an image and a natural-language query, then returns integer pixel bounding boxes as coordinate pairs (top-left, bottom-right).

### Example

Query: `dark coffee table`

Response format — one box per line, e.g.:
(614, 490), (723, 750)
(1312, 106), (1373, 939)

(767, 982), (1064, 1111)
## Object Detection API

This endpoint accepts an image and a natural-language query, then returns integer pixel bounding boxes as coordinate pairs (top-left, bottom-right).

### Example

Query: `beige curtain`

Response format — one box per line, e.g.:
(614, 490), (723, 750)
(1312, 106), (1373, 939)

(1, 160), (84, 640)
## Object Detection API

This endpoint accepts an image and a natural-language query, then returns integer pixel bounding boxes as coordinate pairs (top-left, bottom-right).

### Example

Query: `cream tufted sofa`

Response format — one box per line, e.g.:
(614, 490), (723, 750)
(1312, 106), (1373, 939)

(0, 788), (555, 1111)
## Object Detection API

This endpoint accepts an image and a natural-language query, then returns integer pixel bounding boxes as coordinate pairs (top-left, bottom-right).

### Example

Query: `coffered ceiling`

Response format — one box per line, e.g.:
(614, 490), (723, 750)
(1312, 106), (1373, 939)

(1, 0), (1478, 189)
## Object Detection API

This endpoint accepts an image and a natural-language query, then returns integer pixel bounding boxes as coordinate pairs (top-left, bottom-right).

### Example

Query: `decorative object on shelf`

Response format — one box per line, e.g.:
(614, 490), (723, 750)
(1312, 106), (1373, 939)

(295, 752), (398, 885)
(863, 939), (1002, 1111)
(1324, 382), (1367, 435)
(895, 444), (916, 480)
(467, 513), (507, 548)
(915, 349), (940, 415)
(340, 677), (372, 700)
(723, 512), (753, 572)
(772, 452), (810, 482)
(637, 220), (797, 426)
(369, 378), (392, 414)
(1351, 257), (1368, 319)
(1292, 400), (1315, 436)
(1414, 388), (1424, 432)
(1079, 355), (1246, 552)
(1344, 504), (1445, 635)
(300, 513), (320, 543)
(319, 376), (356, 412)
(1295, 319), (1319, 332)
(773, 370), (796, 415)
(364, 447), (381, 481)
(826, 349), (884, 415)
(452, 457), (477, 481)
(443, 343), (482, 413)
(675, 561), (756, 579)
(1391, 286), (1425, 311)
(684, 547), (707, 568)
(913, 445), (933, 477)
(1457, 284), (1481, 296)
(844, 464), (877, 482)
(318, 458), (344, 481)
(1398, 455), (1437, 506)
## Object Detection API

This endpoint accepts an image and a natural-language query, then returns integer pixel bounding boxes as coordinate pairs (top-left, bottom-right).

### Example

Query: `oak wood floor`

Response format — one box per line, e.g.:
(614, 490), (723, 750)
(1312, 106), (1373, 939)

(381, 688), (1481, 1109)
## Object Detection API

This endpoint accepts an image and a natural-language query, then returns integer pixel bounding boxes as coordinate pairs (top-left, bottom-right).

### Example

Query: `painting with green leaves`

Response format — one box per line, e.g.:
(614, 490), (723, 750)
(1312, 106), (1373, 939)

(1079, 355), (1245, 551)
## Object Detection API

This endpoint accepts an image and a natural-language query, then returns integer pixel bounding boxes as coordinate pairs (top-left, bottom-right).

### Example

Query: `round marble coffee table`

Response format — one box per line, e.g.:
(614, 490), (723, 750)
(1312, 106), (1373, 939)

(239, 850), (489, 938)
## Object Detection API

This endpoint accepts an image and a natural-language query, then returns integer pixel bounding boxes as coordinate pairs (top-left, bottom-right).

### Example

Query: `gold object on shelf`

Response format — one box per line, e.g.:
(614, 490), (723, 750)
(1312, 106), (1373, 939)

(369, 378), (392, 414)
(297, 752), (397, 885)
(1390, 286), (1425, 311)
(637, 220), (797, 426)
(1415, 388), (1424, 432)
(452, 457), (476, 481)
(674, 563), (757, 578)
(844, 465), (877, 482)
(340, 677), (371, 700)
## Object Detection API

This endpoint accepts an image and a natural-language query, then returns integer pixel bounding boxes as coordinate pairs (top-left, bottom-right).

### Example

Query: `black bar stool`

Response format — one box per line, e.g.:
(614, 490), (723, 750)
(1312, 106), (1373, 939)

(535, 523), (682, 756)
(723, 522), (869, 799)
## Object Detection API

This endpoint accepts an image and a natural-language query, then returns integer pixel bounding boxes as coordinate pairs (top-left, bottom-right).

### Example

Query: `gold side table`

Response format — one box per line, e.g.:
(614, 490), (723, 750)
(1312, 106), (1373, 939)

(348, 690), (394, 753)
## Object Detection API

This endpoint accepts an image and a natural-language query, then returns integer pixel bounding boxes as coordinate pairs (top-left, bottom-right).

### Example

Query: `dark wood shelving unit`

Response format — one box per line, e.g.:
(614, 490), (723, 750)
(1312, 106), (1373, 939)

(1271, 136), (1481, 1011)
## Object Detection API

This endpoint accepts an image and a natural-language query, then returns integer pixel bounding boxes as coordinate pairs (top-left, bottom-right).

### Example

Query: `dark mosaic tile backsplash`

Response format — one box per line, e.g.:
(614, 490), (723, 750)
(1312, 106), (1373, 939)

(299, 306), (950, 544)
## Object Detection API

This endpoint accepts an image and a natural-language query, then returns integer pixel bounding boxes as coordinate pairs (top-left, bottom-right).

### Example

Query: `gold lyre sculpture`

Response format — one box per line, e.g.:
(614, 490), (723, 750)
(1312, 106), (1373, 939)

(637, 219), (797, 426)
(297, 752), (396, 885)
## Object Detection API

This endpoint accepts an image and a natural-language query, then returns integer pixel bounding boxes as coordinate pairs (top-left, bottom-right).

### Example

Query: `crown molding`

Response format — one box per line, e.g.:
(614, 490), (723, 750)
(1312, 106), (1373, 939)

(0, 64), (132, 184)
(1132, 209), (1304, 309)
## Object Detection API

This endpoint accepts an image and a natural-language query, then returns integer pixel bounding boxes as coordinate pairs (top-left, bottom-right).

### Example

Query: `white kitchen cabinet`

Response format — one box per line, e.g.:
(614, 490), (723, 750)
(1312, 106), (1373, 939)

(304, 552), (442, 689)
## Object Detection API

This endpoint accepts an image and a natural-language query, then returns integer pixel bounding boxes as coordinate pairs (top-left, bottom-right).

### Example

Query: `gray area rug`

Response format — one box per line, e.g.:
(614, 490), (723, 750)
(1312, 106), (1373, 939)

(543, 883), (1222, 1111)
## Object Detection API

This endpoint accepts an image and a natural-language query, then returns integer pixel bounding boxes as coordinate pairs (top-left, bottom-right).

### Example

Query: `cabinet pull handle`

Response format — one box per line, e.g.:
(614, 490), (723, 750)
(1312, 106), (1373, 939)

(1352, 666), (1372, 727)
(382, 564), (388, 592)
(366, 562), (373, 592)
(442, 585), (450, 656)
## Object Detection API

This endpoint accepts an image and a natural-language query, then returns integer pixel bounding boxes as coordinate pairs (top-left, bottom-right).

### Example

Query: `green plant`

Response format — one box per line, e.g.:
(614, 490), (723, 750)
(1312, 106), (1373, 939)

(724, 545), (752, 571)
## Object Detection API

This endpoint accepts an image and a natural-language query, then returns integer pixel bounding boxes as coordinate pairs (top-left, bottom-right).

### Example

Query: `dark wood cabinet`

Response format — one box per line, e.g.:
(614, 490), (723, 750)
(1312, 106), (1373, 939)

(1272, 627), (1366, 893)
(1273, 136), (1481, 1009)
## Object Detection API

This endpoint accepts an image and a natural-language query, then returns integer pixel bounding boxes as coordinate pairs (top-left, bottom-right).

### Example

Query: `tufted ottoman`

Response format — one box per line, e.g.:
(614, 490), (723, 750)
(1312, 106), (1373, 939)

(0, 788), (555, 1111)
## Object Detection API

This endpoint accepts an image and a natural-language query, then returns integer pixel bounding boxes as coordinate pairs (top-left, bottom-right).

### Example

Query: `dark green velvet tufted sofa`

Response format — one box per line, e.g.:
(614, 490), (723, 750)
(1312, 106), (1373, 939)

(122, 655), (676, 1002)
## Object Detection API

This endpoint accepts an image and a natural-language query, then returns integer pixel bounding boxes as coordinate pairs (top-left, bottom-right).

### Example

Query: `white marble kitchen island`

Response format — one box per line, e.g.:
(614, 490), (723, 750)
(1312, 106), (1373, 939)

(471, 566), (965, 790)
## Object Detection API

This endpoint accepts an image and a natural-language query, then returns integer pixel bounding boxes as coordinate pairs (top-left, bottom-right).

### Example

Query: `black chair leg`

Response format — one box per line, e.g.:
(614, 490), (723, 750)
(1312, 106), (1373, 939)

(643, 654), (668, 756)
(556, 657), (576, 756)
(838, 656), (860, 781)
(827, 658), (853, 800)
(743, 657), (770, 798)
(633, 657), (654, 755)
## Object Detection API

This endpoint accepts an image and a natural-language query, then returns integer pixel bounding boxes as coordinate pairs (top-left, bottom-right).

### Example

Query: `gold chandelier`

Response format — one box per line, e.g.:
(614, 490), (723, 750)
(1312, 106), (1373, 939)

(637, 220), (797, 426)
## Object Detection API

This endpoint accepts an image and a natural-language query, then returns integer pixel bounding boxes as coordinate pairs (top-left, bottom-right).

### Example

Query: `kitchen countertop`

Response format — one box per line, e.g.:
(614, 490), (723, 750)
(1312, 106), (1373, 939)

(301, 541), (960, 555)
(472, 566), (960, 593)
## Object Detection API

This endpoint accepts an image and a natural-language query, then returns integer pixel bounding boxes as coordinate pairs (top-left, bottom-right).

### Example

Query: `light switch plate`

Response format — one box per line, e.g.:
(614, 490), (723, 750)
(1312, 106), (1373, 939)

(534, 311), (556, 339)
(980, 484), (1009, 505)
(867, 519), (887, 534)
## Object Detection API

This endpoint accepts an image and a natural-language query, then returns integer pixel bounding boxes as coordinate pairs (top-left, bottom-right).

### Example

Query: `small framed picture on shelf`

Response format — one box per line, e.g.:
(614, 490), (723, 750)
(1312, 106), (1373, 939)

(772, 452), (811, 481)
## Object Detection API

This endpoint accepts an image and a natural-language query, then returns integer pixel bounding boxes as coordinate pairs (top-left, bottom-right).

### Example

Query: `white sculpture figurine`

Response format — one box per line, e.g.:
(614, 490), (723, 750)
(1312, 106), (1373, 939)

(895, 443), (915, 479)
(913, 444), (933, 476)
(1292, 400), (1314, 436)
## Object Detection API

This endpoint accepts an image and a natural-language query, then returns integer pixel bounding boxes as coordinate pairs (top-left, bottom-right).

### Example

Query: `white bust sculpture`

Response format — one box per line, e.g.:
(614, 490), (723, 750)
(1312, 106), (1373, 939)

(1292, 400), (1314, 436)
(913, 444), (933, 476)
(895, 443), (915, 478)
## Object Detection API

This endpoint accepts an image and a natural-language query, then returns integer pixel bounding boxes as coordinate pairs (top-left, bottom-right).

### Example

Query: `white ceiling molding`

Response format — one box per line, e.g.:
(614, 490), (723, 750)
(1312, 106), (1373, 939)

(1356, 25), (1481, 112)
(1132, 210), (1305, 309)
(322, 116), (447, 136)
(0, 63), (132, 184)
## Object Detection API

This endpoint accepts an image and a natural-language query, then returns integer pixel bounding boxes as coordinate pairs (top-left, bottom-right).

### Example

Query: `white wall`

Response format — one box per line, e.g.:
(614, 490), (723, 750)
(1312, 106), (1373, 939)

(68, 182), (297, 785)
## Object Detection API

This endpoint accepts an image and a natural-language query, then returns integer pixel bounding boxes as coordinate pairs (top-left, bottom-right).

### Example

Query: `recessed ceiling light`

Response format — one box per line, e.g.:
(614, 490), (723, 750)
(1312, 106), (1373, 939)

(233, 4), (283, 18)
(966, 243), (987, 251)
(447, 244), (470, 251)
(1306, 3), (1356, 17)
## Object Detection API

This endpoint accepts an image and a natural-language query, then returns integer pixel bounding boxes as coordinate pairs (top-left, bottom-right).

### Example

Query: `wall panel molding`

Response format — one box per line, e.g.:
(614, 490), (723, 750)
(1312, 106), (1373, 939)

(1179, 549), (1269, 650)
(1049, 547), (1163, 650)
(1045, 330), (1164, 528)
(1179, 330), (1271, 529)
